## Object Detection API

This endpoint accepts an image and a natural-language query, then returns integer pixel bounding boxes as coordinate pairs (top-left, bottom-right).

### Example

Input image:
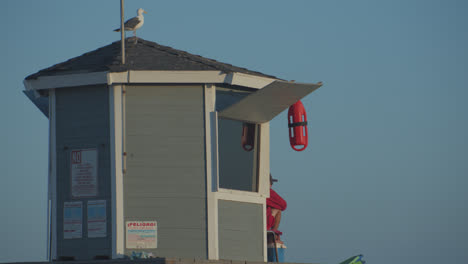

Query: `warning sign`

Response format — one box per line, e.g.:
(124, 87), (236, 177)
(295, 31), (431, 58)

(87, 200), (107, 238)
(126, 221), (157, 249)
(64, 201), (82, 239)
(71, 149), (98, 198)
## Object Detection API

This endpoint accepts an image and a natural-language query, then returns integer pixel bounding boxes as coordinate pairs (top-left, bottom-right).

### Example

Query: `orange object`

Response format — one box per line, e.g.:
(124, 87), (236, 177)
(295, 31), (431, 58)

(288, 100), (308, 151)
(241, 123), (255, 151)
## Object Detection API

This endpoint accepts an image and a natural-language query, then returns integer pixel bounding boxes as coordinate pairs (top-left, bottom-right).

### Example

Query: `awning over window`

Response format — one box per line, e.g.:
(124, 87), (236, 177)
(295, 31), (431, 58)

(218, 80), (322, 123)
(23, 90), (49, 117)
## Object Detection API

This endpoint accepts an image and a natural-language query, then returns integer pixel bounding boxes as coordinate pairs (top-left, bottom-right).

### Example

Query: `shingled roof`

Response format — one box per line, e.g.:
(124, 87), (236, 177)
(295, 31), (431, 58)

(25, 37), (277, 80)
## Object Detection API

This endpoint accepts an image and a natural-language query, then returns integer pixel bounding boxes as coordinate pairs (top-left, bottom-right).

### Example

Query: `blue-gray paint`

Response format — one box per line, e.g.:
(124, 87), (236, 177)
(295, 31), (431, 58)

(124, 85), (207, 259)
(218, 200), (264, 261)
(55, 85), (112, 260)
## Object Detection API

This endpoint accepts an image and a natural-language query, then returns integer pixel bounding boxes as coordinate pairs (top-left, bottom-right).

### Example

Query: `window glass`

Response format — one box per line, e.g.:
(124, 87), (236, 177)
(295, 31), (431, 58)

(218, 118), (258, 192)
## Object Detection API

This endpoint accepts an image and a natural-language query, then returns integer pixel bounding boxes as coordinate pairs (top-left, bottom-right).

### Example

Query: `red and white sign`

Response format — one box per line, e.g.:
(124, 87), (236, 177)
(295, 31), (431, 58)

(126, 221), (158, 249)
(71, 149), (98, 198)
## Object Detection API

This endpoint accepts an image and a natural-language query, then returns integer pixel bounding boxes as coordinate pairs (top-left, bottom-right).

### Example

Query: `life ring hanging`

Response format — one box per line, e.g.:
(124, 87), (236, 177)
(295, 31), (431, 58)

(241, 122), (255, 151)
(288, 100), (308, 151)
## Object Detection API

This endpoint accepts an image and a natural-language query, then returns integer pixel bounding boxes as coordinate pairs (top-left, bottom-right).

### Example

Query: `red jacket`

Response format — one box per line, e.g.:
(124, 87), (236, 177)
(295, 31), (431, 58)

(266, 189), (287, 230)
(267, 189), (287, 211)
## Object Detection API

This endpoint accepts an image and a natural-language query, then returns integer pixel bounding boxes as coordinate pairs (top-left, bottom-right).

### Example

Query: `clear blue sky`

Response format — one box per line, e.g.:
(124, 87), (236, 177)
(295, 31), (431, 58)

(1, 1), (467, 263)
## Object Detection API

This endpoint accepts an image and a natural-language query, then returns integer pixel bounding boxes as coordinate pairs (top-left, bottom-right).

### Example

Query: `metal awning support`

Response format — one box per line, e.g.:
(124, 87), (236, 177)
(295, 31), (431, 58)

(218, 80), (322, 123)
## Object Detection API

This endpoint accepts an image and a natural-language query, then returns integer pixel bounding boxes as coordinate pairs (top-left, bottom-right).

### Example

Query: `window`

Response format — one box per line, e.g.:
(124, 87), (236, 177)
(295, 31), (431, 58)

(217, 118), (259, 192)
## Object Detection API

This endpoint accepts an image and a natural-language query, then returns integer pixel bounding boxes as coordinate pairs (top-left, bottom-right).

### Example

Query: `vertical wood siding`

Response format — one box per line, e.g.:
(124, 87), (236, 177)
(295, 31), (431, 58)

(55, 85), (111, 260)
(124, 85), (207, 258)
(218, 200), (263, 261)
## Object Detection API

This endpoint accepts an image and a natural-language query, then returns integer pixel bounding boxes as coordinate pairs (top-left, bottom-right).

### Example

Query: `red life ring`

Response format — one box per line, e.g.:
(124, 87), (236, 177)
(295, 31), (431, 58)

(288, 100), (308, 151)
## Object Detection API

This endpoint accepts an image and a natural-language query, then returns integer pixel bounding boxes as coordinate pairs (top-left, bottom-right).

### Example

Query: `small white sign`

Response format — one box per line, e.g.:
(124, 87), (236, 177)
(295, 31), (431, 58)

(87, 200), (107, 238)
(71, 149), (98, 198)
(126, 221), (157, 249)
(64, 201), (82, 239)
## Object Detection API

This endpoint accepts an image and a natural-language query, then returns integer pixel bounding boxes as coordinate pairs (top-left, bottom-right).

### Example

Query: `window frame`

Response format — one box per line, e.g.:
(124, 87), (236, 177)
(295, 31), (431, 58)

(214, 115), (270, 199)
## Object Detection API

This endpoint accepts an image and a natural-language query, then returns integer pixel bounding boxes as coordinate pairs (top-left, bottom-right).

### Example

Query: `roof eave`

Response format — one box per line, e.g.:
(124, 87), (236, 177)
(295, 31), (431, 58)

(23, 70), (323, 121)
(23, 70), (279, 91)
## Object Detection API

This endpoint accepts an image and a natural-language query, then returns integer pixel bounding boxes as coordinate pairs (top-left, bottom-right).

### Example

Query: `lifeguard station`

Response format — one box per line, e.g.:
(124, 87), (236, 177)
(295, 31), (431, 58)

(24, 37), (322, 261)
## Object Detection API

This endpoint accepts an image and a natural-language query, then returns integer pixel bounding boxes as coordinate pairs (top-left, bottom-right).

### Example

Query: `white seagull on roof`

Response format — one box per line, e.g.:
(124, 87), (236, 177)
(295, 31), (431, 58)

(114, 8), (147, 38)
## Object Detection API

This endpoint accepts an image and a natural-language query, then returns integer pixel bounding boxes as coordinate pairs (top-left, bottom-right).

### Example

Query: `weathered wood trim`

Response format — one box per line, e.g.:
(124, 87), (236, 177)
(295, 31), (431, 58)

(127, 71), (227, 83)
(262, 202), (267, 262)
(258, 123), (270, 197)
(49, 89), (57, 260)
(205, 84), (219, 260)
(24, 71), (279, 91)
(109, 86), (116, 258)
(228, 72), (276, 89)
(24, 72), (108, 90)
(216, 189), (266, 204)
(107, 72), (128, 84)
(251, 125), (260, 192)
(110, 85), (124, 258)
(211, 111), (219, 193)
(258, 123), (269, 262)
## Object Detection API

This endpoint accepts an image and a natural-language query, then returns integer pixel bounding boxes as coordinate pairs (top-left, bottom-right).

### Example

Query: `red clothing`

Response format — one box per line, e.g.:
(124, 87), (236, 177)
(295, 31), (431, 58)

(267, 189), (287, 211)
(266, 189), (287, 230)
(267, 207), (275, 230)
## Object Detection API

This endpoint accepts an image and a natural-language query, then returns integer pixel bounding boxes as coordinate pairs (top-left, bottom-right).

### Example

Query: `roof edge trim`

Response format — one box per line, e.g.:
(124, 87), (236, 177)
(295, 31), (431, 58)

(24, 71), (278, 91)
(227, 72), (276, 89)
(24, 71), (109, 90)
(108, 71), (227, 84)
(108, 71), (277, 89)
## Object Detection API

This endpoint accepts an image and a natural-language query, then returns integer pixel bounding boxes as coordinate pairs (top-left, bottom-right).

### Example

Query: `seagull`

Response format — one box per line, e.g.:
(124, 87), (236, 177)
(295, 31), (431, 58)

(114, 8), (147, 38)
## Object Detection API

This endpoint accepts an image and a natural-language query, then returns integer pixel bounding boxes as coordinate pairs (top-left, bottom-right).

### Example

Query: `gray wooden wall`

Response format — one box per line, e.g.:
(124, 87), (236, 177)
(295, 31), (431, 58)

(218, 200), (264, 261)
(124, 85), (207, 258)
(55, 85), (112, 260)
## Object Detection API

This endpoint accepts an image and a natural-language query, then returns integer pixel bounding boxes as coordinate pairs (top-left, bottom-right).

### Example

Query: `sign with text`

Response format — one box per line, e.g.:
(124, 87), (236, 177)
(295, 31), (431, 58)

(87, 200), (107, 238)
(64, 201), (82, 239)
(126, 221), (157, 249)
(71, 149), (98, 198)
